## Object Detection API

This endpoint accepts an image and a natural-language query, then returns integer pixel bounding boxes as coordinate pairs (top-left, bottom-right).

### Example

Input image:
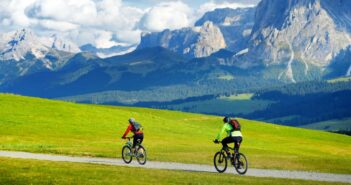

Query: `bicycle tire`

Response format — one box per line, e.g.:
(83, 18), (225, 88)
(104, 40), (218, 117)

(213, 151), (227, 173)
(234, 153), (248, 175)
(136, 145), (147, 165)
(122, 145), (133, 164)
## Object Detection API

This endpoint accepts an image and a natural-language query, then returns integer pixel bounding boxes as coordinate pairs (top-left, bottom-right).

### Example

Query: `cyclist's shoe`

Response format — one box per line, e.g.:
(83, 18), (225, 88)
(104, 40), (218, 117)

(226, 153), (232, 159)
(236, 161), (244, 169)
(137, 152), (145, 158)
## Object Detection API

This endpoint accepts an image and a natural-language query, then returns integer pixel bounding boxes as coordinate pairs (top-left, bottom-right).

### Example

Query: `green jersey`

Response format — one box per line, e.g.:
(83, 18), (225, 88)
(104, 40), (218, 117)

(216, 123), (242, 140)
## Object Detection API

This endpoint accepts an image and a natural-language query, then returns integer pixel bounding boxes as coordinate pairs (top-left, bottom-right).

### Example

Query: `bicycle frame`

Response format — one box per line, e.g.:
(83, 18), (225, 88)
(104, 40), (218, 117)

(213, 140), (248, 174)
(122, 136), (147, 165)
(124, 137), (133, 147)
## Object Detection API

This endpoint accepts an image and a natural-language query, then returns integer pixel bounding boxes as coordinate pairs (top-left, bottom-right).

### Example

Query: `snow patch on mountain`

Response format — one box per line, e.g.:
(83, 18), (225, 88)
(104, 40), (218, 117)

(347, 65), (351, 76)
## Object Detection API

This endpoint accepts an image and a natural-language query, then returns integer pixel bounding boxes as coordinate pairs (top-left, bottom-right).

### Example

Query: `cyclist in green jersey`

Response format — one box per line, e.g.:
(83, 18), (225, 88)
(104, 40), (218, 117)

(214, 117), (243, 157)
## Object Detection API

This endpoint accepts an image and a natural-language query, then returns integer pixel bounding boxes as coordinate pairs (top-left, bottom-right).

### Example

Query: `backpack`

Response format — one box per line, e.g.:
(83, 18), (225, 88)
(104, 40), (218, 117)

(132, 122), (143, 132)
(229, 119), (241, 131)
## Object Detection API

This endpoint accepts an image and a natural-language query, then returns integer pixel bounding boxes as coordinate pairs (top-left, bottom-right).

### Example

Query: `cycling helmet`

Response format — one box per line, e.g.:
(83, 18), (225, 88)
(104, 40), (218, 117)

(223, 116), (230, 123)
(128, 118), (135, 124)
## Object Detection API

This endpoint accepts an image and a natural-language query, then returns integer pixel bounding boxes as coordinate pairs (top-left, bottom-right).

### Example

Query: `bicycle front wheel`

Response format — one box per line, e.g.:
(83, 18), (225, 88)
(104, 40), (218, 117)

(136, 145), (147, 165)
(122, 145), (133, 164)
(214, 151), (227, 173)
(234, 153), (248, 175)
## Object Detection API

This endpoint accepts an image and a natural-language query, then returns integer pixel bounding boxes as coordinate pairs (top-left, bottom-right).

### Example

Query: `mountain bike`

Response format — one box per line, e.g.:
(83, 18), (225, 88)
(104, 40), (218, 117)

(213, 140), (248, 174)
(122, 136), (147, 165)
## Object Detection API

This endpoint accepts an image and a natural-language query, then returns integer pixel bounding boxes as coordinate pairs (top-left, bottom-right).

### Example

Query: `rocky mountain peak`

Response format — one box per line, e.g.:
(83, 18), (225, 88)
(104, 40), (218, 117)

(138, 21), (226, 58)
(0, 28), (49, 61)
(194, 21), (226, 58)
(240, 0), (351, 82)
(195, 7), (255, 52)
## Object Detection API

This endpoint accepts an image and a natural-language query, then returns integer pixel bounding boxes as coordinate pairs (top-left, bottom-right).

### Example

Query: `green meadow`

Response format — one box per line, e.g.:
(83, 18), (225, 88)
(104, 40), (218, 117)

(165, 93), (272, 115)
(0, 157), (347, 185)
(0, 94), (350, 174)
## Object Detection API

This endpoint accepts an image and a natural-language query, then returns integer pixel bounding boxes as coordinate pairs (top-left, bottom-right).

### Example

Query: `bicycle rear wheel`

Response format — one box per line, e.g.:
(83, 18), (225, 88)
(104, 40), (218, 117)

(234, 153), (248, 175)
(136, 145), (147, 165)
(122, 145), (133, 164)
(214, 151), (227, 173)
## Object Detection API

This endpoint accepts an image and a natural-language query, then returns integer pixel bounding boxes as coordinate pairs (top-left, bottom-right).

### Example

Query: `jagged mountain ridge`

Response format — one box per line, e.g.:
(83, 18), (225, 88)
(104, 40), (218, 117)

(1, 2), (351, 98)
(238, 0), (351, 82)
(0, 29), (80, 61)
(195, 7), (255, 52)
(0, 29), (76, 85)
(138, 21), (226, 58)
(138, 7), (255, 58)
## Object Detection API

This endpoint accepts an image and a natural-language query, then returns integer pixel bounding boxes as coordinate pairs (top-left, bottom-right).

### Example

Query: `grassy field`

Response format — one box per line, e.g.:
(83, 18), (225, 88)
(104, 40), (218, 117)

(1, 157), (348, 185)
(327, 77), (351, 83)
(301, 118), (351, 131)
(165, 94), (272, 115)
(0, 94), (350, 174)
(219, 93), (254, 100)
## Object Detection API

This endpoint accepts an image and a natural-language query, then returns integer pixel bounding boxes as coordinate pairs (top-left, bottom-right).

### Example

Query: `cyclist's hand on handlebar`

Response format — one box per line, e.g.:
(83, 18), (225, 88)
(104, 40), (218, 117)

(121, 136), (126, 139)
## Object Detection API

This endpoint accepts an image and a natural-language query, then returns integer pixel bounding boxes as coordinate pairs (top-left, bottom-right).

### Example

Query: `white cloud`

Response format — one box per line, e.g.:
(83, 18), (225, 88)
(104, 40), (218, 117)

(94, 31), (120, 48)
(0, 0), (144, 47)
(0, 0), (255, 48)
(38, 20), (79, 32)
(139, 1), (193, 32)
(0, 0), (37, 27)
(27, 0), (98, 25)
(114, 29), (143, 45)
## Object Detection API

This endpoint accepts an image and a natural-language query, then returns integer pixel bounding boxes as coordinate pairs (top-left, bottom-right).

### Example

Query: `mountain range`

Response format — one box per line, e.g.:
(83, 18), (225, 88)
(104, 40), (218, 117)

(1, 0), (351, 104)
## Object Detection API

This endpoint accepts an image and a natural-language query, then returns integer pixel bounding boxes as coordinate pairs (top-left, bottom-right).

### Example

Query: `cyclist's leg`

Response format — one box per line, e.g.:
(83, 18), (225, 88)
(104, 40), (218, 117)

(233, 136), (242, 154)
(233, 137), (243, 163)
(133, 134), (144, 148)
(138, 133), (144, 145)
(221, 137), (234, 155)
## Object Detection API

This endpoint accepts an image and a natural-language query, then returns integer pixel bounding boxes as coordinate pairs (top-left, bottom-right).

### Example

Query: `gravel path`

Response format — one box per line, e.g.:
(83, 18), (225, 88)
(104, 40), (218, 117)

(0, 151), (350, 183)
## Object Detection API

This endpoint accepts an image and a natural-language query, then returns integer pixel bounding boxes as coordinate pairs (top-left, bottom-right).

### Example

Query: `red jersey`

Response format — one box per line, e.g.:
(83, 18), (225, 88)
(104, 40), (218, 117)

(122, 124), (143, 138)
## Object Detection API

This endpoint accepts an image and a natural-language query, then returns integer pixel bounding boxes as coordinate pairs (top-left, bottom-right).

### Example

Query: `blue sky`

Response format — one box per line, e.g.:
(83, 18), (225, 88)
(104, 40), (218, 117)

(0, 0), (259, 48)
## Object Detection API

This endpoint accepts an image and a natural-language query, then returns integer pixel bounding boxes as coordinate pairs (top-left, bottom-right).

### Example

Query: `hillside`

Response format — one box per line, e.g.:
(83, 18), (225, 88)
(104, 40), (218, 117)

(152, 80), (351, 130)
(0, 94), (350, 174)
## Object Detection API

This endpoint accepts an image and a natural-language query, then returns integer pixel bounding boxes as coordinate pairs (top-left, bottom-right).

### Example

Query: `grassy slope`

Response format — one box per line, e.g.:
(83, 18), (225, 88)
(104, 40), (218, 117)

(165, 93), (272, 115)
(327, 77), (351, 83)
(0, 94), (350, 174)
(219, 93), (254, 100)
(165, 98), (272, 115)
(0, 157), (347, 185)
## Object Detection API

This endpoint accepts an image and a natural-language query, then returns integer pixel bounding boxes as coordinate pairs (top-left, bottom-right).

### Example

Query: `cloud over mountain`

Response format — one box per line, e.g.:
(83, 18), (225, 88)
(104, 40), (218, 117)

(139, 1), (192, 32)
(0, 0), (254, 48)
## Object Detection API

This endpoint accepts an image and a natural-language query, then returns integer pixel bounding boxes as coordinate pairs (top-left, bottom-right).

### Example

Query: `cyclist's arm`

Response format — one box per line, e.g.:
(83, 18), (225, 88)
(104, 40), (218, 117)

(122, 124), (132, 138)
(215, 124), (227, 141)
